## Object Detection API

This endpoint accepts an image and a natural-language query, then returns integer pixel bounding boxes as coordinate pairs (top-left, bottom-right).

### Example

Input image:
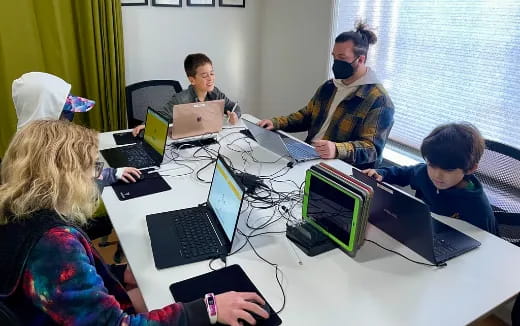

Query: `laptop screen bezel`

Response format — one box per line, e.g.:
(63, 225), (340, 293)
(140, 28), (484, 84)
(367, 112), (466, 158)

(142, 107), (170, 165)
(205, 156), (246, 253)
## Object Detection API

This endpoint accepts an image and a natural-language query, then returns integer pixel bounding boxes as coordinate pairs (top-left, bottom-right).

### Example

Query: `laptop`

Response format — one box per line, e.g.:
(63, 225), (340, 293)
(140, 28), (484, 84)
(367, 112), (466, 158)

(170, 265), (282, 326)
(352, 169), (481, 264)
(170, 100), (224, 142)
(101, 107), (169, 169)
(242, 119), (320, 163)
(146, 155), (245, 269)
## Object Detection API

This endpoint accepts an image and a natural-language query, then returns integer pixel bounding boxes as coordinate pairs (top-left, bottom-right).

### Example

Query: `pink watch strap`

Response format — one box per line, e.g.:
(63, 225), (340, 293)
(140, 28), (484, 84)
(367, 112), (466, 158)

(205, 293), (218, 324)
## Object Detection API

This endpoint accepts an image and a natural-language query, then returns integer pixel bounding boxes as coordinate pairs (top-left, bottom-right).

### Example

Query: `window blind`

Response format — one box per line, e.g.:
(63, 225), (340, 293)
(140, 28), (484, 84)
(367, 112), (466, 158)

(335, 0), (520, 150)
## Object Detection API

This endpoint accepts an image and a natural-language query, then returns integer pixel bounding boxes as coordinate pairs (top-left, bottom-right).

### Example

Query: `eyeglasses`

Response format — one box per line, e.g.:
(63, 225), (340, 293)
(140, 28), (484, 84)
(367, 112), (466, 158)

(94, 161), (104, 178)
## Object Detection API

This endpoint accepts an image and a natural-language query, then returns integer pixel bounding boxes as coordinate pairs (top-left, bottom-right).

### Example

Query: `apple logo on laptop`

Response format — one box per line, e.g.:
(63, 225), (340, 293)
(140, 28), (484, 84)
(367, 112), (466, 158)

(197, 116), (202, 122)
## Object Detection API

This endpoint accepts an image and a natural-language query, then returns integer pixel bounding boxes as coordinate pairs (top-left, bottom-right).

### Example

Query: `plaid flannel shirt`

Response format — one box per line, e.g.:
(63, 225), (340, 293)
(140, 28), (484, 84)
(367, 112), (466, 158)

(271, 79), (394, 168)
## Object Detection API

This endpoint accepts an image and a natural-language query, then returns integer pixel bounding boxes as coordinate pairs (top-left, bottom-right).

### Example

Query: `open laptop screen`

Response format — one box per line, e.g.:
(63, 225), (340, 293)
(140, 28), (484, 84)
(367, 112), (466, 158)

(306, 172), (357, 245)
(208, 159), (244, 242)
(143, 109), (169, 156)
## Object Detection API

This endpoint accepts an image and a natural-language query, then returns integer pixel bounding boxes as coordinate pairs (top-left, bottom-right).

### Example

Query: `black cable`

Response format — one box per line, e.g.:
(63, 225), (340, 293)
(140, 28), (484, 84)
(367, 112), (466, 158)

(238, 229), (287, 314)
(365, 239), (447, 268)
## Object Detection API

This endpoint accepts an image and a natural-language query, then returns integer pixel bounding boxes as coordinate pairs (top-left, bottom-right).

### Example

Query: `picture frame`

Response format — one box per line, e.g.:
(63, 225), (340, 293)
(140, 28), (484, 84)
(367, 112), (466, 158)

(219, 0), (245, 8)
(187, 0), (215, 7)
(121, 0), (149, 6)
(152, 0), (181, 7)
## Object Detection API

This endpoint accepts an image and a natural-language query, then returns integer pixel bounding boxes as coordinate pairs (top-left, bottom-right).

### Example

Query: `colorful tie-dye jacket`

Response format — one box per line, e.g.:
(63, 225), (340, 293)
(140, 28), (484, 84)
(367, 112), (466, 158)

(0, 210), (209, 326)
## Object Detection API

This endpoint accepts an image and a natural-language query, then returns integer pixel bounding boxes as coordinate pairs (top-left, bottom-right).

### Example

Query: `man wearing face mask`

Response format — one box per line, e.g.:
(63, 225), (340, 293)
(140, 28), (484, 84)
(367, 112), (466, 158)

(258, 22), (394, 169)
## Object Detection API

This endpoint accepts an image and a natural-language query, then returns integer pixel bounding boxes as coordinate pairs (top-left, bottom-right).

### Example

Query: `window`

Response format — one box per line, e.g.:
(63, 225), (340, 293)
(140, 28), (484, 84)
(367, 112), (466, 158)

(334, 0), (520, 150)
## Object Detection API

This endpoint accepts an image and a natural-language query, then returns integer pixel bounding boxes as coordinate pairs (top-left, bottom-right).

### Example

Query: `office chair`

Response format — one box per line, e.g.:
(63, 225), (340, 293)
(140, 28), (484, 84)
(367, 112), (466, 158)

(474, 139), (520, 245)
(126, 80), (183, 128)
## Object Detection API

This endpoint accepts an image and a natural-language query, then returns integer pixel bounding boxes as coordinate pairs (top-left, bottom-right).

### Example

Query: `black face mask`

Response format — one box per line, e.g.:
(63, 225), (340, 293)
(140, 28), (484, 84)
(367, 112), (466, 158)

(332, 57), (359, 80)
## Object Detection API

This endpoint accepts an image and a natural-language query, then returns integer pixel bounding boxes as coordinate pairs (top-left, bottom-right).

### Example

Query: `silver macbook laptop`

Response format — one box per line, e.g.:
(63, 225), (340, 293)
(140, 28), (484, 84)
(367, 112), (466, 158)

(242, 119), (320, 163)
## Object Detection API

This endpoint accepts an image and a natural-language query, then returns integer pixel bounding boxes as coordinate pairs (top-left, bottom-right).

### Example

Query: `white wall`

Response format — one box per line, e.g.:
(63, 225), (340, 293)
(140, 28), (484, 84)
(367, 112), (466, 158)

(257, 0), (334, 120)
(122, 2), (262, 114)
(121, 0), (334, 118)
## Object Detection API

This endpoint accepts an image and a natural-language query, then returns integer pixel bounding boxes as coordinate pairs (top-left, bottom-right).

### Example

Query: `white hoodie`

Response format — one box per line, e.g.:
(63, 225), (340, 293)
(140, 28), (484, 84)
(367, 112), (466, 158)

(12, 72), (71, 130)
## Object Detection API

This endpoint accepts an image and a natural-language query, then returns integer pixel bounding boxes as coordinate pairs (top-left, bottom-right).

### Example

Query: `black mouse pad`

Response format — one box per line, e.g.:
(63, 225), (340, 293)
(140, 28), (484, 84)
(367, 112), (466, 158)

(111, 172), (171, 200)
(113, 131), (141, 145)
(170, 264), (282, 326)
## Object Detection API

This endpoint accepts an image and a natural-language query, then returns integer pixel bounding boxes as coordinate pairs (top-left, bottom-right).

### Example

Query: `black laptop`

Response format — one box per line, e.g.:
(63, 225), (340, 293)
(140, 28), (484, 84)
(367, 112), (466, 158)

(101, 107), (169, 169)
(170, 264), (282, 326)
(243, 119), (319, 163)
(352, 169), (481, 265)
(146, 155), (245, 269)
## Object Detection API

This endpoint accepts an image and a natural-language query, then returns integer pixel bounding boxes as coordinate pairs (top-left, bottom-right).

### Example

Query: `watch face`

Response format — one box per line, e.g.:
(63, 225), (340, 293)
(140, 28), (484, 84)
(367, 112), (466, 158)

(206, 295), (217, 316)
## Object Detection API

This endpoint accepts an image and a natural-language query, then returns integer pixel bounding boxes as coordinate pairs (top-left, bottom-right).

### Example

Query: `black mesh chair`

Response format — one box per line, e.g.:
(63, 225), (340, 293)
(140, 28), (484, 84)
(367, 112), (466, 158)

(126, 80), (183, 128)
(474, 140), (520, 245)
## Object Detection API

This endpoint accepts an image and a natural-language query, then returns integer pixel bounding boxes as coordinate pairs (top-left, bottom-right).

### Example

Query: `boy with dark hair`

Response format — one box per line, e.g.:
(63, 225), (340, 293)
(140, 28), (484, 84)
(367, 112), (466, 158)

(363, 122), (497, 234)
(132, 53), (240, 136)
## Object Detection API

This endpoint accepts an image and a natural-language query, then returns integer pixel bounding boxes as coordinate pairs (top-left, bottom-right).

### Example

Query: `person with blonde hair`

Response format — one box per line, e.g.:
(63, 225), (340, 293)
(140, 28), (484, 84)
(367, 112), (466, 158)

(0, 120), (268, 326)
(12, 71), (142, 240)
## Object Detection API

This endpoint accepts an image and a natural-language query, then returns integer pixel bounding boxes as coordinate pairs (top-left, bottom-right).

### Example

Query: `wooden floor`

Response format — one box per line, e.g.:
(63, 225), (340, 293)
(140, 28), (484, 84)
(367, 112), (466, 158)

(470, 315), (509, 326)
(92, 229), (124, 265)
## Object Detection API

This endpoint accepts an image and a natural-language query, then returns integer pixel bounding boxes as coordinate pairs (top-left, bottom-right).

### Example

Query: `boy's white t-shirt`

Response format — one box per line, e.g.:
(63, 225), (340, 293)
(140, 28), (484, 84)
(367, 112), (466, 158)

(312, 68), (380, 142)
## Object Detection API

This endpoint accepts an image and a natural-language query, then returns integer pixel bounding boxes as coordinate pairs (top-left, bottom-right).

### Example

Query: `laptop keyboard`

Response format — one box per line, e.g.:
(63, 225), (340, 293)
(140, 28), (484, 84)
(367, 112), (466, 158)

(125, 146), (155, 167)
(433, 236), (458, 258)
(283, 138), (320, 160)
(172, 209), (222, 259)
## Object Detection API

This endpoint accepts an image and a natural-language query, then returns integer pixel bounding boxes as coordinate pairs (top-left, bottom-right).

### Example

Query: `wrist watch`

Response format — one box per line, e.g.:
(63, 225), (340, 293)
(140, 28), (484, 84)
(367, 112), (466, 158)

(204, 293), (218, 324)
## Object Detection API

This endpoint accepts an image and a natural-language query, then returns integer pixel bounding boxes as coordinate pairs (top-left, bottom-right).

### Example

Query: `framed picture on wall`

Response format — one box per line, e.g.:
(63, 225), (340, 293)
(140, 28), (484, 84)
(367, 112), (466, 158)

(219, 0), (245, 8)
(121, 0), (149, 6)
(152, 0), (181, 7)
(187, 0), (215, 7)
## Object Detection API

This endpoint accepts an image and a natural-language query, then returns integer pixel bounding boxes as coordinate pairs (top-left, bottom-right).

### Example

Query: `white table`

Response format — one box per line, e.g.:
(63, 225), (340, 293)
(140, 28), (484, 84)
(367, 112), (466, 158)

(101, 115), (520, 326)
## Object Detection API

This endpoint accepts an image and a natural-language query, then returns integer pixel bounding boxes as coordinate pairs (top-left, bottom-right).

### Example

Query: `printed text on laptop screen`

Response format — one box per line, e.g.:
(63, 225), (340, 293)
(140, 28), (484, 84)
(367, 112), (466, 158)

(307, 175), (354, 244)
(208, 160), (243, 241)
(144, 110), (167, 155)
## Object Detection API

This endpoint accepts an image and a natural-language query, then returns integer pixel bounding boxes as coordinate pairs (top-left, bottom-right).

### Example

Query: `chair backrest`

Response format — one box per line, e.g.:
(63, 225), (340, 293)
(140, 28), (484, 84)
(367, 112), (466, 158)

(474, 139), (520, 243)
(125, 80), (183, 128)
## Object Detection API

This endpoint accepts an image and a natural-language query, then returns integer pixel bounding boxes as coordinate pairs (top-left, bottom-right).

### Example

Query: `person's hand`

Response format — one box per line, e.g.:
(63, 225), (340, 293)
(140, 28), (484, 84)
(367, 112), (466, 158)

(227, 111), (239, 125)
(362, 169), (383, 182)
(120, 167), (142, 183)
(215, 291), (269, 326)
(312, 140), (337, 159)
(132, 124), (145, 137)
(257, 119), (274, 130)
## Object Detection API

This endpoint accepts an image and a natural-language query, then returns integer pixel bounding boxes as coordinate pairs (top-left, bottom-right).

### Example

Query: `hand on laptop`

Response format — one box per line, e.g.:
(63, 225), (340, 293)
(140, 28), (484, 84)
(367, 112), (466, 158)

(362, 169), (383, 182)
(132, 124), (145, 137)
(117, 167), (142, 183)
(312, 140), (337, 159)
(215, 291), (269, 326)
(257, 119), (274, 130)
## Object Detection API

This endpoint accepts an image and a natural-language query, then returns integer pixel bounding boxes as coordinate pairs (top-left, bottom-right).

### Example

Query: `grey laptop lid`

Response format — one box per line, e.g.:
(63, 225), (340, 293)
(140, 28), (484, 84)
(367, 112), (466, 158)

(242, 119), (292, 160)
